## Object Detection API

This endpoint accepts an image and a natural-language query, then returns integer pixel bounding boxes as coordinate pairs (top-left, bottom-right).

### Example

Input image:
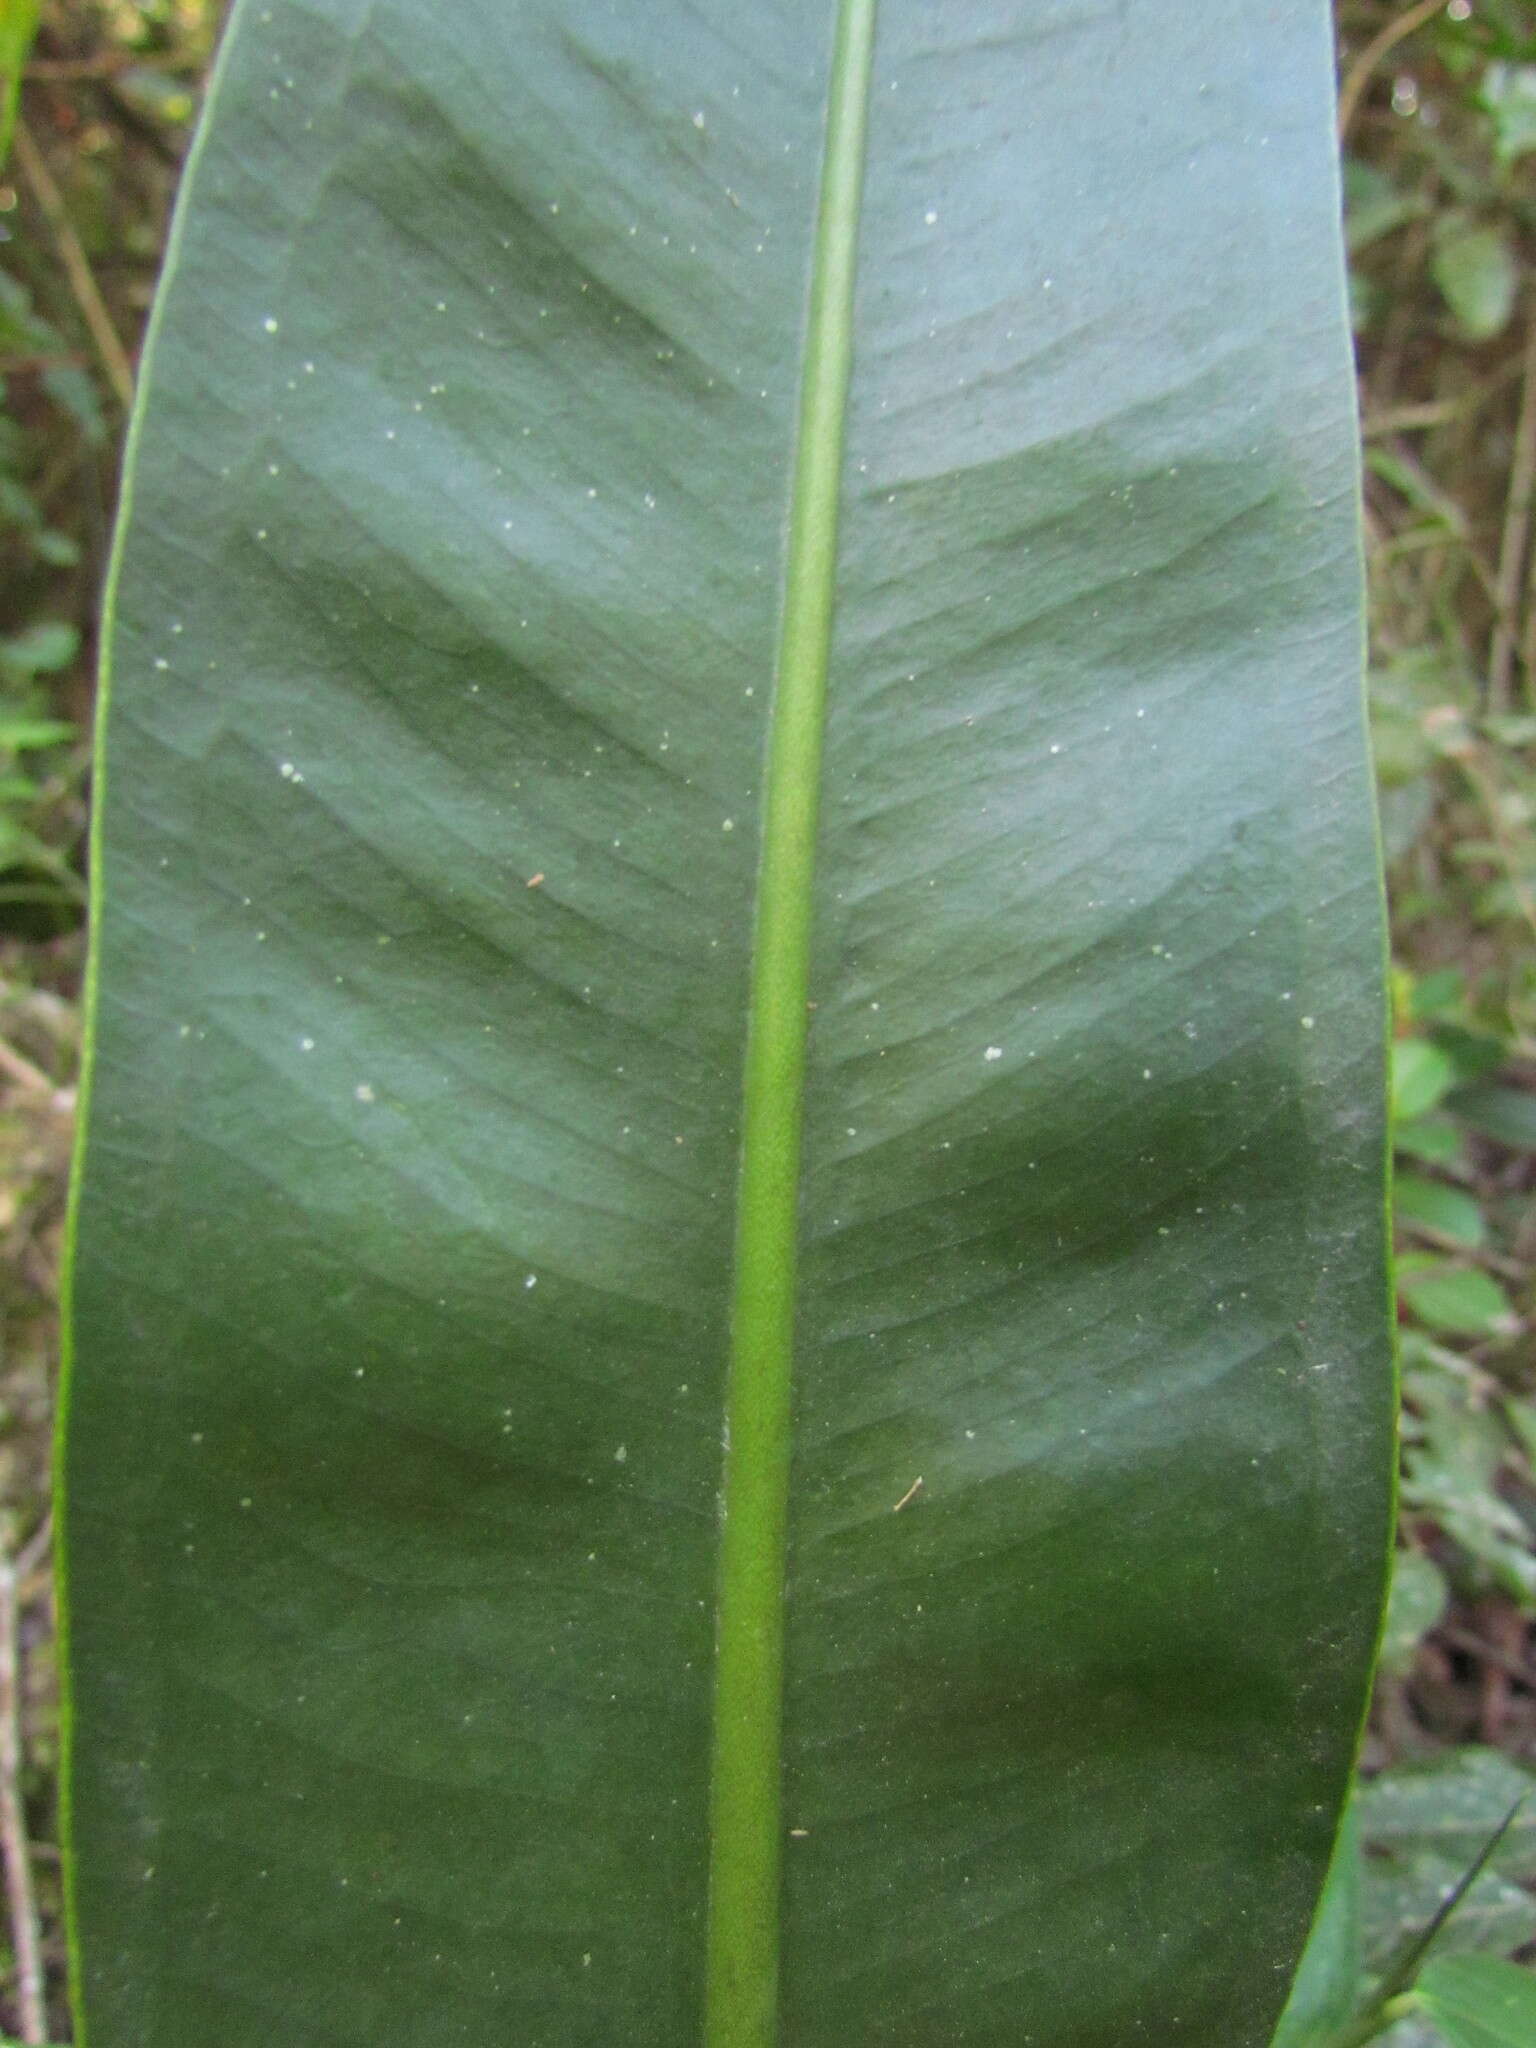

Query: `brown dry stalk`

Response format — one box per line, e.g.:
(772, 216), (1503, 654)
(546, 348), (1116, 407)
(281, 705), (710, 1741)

(11, 119), (133, 411)
(1488, 315), (1536, 712)
(1337, 0), (1452, 139)
(0, 1518), (51, 2044)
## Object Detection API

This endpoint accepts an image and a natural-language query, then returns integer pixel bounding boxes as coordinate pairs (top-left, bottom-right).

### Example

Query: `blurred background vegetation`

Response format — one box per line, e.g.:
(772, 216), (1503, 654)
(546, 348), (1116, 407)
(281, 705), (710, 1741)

(0, 0), (1530, 2040)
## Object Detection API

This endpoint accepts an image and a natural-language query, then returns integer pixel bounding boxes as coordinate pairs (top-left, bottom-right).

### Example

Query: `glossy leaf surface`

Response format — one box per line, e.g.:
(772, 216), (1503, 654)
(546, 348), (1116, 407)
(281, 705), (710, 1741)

(62, 2), (1392, 2043)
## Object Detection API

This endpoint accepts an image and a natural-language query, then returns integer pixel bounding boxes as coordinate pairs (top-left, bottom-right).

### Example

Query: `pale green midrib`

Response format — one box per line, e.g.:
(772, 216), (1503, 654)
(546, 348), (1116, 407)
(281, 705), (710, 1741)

(703, 3), (878, 2045)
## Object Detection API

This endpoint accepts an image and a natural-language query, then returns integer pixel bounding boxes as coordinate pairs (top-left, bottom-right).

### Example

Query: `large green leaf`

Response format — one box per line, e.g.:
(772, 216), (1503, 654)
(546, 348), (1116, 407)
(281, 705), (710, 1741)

(60, 2), (1392, 2044)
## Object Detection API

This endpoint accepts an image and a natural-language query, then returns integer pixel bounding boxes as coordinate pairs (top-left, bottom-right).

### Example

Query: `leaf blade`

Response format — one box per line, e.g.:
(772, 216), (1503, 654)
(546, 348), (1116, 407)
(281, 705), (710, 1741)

(61, 3), (1392, 2044)
(1273, 1805), (1365, 2048)
(1415, 1957), (1536, 2048)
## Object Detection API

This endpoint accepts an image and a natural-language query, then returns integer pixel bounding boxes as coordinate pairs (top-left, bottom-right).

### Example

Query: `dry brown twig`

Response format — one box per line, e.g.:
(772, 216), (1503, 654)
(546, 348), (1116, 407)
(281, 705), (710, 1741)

(1488, 315), (1536, 712)
(0, 1517), (52, 2045)
(1337, 0), (1453, 140)
(24, 53), (199, 82)
(10, 119), (133, 411)
(0, 1038), (56, 1102)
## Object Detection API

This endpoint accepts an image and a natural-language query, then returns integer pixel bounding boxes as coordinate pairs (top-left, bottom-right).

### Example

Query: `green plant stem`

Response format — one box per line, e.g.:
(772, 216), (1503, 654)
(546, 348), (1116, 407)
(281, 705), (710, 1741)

(0, 69), (20, 172)
(702, 3), (876, 2044)
(1317, 1797), (1528, 2048)
(1321, 1991), (1423, 2048)
(0, 0), (40, 173)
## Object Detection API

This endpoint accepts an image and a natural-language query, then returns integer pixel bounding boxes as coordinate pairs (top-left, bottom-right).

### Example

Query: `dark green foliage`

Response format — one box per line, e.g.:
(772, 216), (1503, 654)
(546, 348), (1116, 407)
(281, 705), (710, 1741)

(63, 4), (1387, 2045)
